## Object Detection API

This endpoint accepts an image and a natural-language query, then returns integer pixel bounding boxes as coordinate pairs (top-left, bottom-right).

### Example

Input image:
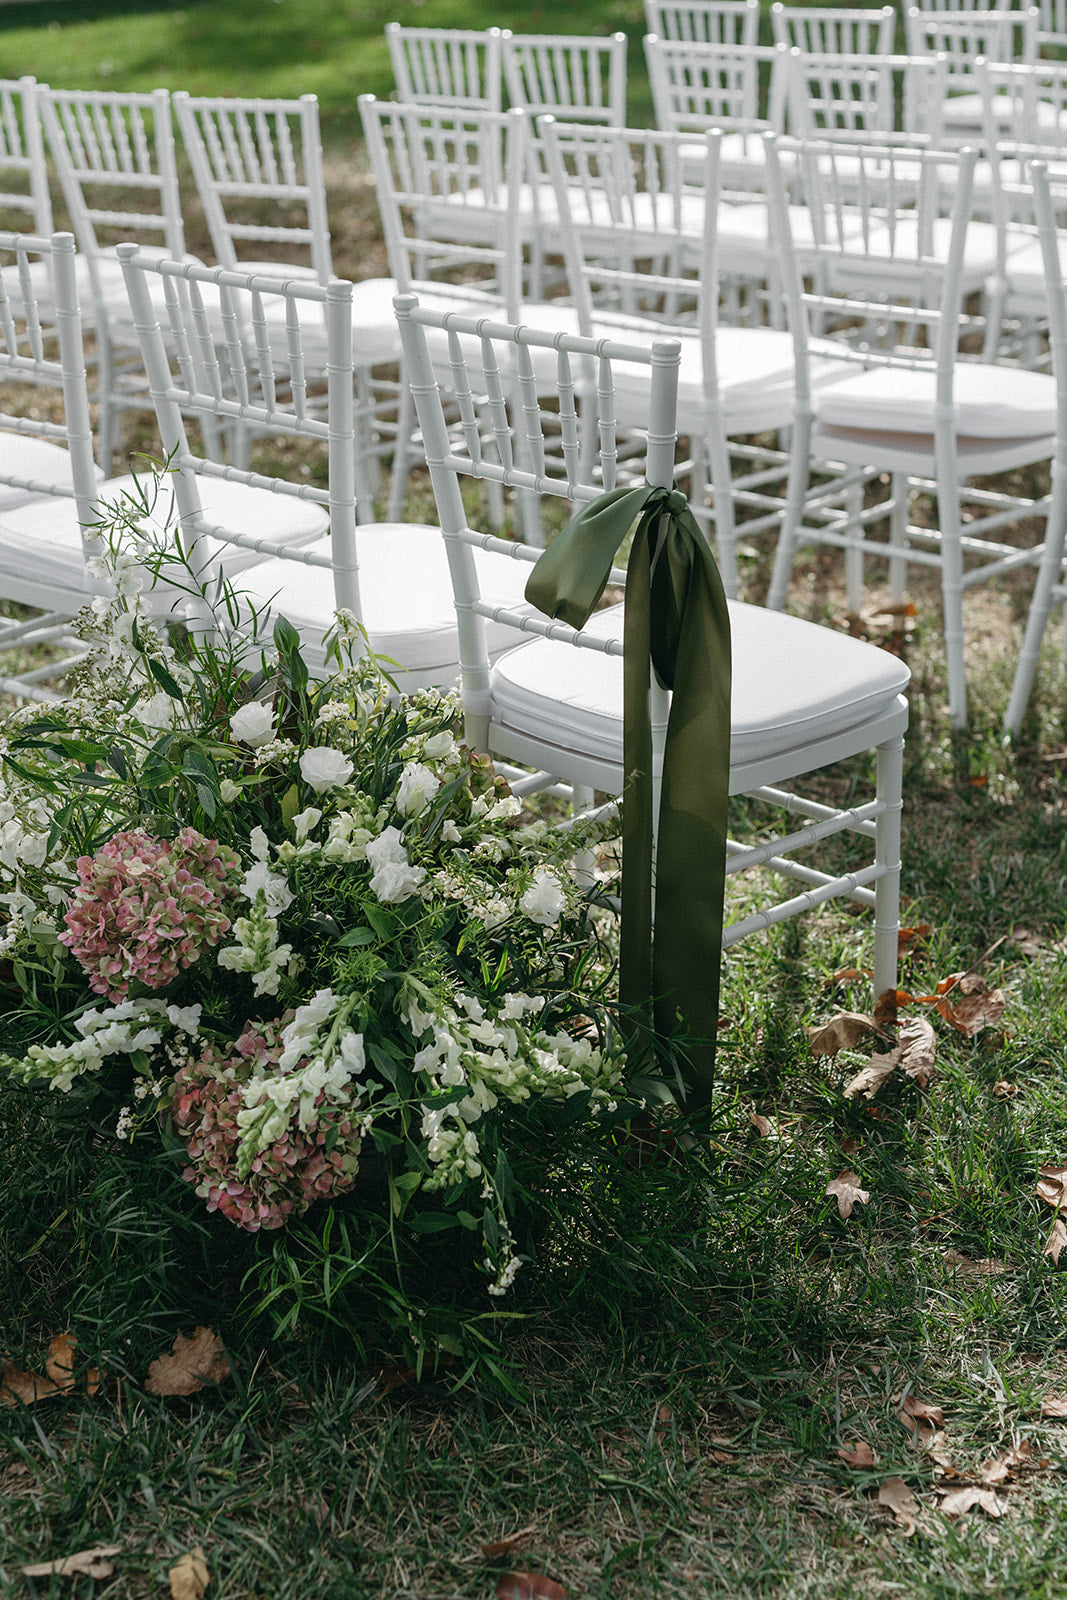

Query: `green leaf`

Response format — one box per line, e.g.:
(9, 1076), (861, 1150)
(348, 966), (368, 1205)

(482, 1205), (501, 1253)
(53, 737), (110, 764)
(107, 745), (128, 780)
(364, 903), (398, 940)
(408, 1212), (461, 1234)
(147, 656), (185, 700)
(337, 927), (377, 948)
(279, 783), (300, 831)
(272, 614), (301, 656)
(455, 1210), (480, 1231)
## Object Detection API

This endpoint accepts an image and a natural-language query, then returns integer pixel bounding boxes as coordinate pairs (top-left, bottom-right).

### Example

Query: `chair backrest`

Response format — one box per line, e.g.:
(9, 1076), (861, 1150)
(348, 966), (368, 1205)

(1037, 0), (1067, 49)
(500, 32), (628, 126)
(173, 92), (332, 283)
(38, 87), (185, 262)
(117, 246), (359, 614)
(385, 24), (503, 115)
(771, 5), (897, 58)
(393, 294), (682, 740)
(0, 79), (54, 237)
(904, 6), (1037, 71)
(785, 48), (896, 137)
(645, 35), (786, 132)
(644, 0), (759, 47)
(978, 58), (1067, 155)
(766, 133), (980, 400)
(358, 96), (527, 317)
(0, 229), (99, 545)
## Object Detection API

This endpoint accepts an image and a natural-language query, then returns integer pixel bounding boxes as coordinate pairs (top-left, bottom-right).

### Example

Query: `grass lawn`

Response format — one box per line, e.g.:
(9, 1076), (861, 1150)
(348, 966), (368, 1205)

(2, 5), (1067, 1597)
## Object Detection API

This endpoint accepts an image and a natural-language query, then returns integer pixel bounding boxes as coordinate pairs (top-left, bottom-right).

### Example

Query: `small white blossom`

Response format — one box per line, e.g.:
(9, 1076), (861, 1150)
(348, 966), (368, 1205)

(230, 700), (276, 748)
(396, 760), (439, 818)
(300, 746), (354, 795)
(519, 867), (567, 928)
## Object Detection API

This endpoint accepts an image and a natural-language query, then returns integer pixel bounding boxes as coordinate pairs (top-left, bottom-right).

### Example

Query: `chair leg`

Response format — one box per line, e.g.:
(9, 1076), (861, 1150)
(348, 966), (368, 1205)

(936, 448), (968, 729)
(1004, 451), (1067, 735)
(887, 473), (910, 603)
(766, 410), (813, 611)
(872, 728), (904, 1003)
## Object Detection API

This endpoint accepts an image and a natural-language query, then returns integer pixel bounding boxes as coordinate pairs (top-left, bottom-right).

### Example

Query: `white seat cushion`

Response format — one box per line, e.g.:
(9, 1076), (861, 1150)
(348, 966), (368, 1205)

(813, 360), (1057, 439)
(0, 434), (104, 512)
(490, 600), (910, 773)
(0, 473), (328, 593)
(231, 522), (535, 677)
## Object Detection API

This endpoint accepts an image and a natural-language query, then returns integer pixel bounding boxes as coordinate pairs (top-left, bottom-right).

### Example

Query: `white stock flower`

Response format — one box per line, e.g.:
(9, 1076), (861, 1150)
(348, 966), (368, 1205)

(364, 826), (407, 870)
(240, 859), (293, 915)
(230, 700), (276, 748)
(519, 867), (567, 928)
(370, 857), (425, 905)
(300, 746), (354, 795)
(395, 760), (439, 818)
(249, 826), (270, 862)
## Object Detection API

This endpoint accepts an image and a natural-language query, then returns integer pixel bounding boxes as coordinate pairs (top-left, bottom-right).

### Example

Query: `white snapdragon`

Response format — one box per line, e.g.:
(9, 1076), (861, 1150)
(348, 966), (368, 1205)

(300, 746), (354, 795)
(519, 867), (568, 928)
(230, 700), (276, 748)
(239, 859), (293, 916)
(217, 899), (297, 997)
(395, 760), (439, 818)
(365, 826), (424, 904)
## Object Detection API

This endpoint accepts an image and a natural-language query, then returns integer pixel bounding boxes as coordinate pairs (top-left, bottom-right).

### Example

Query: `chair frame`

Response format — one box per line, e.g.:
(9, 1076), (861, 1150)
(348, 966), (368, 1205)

(385, 24), (504, 115)
(770, 4), (897, 59)
(644, 0), (760, 48)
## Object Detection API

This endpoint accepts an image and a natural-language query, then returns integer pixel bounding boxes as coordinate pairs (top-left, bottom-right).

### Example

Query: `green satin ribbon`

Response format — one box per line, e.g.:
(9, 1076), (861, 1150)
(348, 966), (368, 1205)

(524, 483), (731, 1104)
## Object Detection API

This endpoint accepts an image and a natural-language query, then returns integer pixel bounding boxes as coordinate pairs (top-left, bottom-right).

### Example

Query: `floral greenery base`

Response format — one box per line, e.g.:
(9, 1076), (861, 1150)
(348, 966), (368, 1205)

(0, 483), (640, 1357)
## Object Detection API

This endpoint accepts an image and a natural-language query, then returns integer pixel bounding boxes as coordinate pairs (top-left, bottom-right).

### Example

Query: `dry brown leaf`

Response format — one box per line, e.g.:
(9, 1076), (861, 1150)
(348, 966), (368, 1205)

(934, 972), (1006, 1037)
(45, 1334), (101, 1396)
(1041, 1394), (1067, 1418)
(874, 988), (912, 1027)
(495, 1573), (568, 1600)
(993, 1080), (1017, 1099)
(837, 1441), (877, 1468)
(824, 966), (870, 987)
(0, 1357), (60, 1407)
(899, 1016), (937, 1087)
(1044, 1215), (1067, 1265)
(826, 1171), (870, 1220)
(943, 1251), (1007, 1276)
(749, 1112), (773, 1138)
(843, 1049), (900, 1101)
(169, 1546), (209, 1600)
(898, 924), (931, 950)
(1036, 1166), (1067, 1211)
(481, 1527), (538, 1559)
(876, 1476), (919, 1535)
(145, 1328), (231, 1397)
(807, 1012), (878, 1056)
(22, 1546), (122, 1579)
(897, 1395), (945, 1436)
(939, 1486), (1006, 1518)
(1009, 928), (1046, 957)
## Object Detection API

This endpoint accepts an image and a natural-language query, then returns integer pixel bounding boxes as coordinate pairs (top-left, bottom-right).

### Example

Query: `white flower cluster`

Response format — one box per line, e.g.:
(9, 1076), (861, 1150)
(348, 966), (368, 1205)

(4, 998), (202, 1094)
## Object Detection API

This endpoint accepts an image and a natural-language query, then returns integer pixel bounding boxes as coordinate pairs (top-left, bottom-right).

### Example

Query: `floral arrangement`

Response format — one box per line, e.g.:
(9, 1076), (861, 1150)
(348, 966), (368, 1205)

(0, 485), (631, 1323)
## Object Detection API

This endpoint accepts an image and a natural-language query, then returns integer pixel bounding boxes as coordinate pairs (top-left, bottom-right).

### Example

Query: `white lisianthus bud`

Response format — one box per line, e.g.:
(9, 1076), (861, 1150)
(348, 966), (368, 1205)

(396, 760), (439, 818)
(219, 778), (241, 803)
(293, 806), (322, 843)
(519, 867), (567, 928)
(300, 746), (354, 795)
(230, 700), (276, 748)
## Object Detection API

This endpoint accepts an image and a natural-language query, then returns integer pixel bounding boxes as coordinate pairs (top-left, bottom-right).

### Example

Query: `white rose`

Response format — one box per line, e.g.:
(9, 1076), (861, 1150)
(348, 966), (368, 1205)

(365, 826), (408, 870)
(300, 746), (354, 795)
(396, 760), (440, 818)
(138, 691), (179, 730)
(370, 858), (426, 905)
(230, 701), (276, 748)
(240, 860), (293, 915)
(519, 867), (567, 928)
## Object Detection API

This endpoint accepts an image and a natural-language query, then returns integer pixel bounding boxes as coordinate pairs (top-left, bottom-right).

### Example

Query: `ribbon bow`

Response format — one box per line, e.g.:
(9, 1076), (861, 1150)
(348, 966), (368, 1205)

(525, 482), (731, 1104)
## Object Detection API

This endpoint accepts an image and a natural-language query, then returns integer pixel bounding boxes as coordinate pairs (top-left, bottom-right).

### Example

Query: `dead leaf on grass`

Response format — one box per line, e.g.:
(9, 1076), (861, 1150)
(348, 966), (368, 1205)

(826, 1171), (870, 1220)
(823, 966), (870, 987)
(45, 1334), (101, 1396)
(934, 973), (1006, 1038)
(1040, 1394), (1067, 1418)
(1009, 928), (1046, 957)
(939, 1486), (1006, 1518)
(495, 1573), (569, 1600)
(168, 1546), (209, 1600)
(807, 1012), (878, 1056)
(897, 1395), (945, 1437)
(0, 1357), (60, 1407)
(749, 1112), (773, 1138)
(993, 1080), (1017, 1099)
(898, 924), (931, 951)
(145, 1328), (230, 1397)
(481, 1527), (538, 1559)
(874, 989), (911, 1027)
(1045, 1216), (1067, 1265)
(837, 1441), (878, 1468)
(943, 1250), (1007, 1276)
(843, 1049), (900, 1101)
(21, 1546), (122, 1579)
(899, 1016), (937, 1087)
(1037, 1166), (1067, 1212)
(876, 1476), (920, 1534)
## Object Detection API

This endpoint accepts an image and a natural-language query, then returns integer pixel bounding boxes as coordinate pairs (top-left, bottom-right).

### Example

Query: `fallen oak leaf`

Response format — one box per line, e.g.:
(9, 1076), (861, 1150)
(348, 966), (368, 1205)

(481, 1526), (538, 1559)
(993, 1080), (1017, 1098)
(45, 1334), (101, 1397)
(943, 1251), (1007, 1276)
(876, 1476), (919, 1535)
(807, 1012), (878, 1056)
(1041, 1394), (1067, 1418)
(0, 1357), (61, 1407)
(934, 972), (1006, 1038)
(145, 1328), (230, 1397)
(495, 1573), (569, 1600)
(897, 1395), (945, 1437)
(21, 1546), (122, 1579)
(748, 1112), (773, 1138)
(898, 923), (931, 950)
(939, 1486), (1006, 1518)
(823, 966), (870, 987)
(1044, 1215), (1067, 1266)
(874, 988), (913, 1027)
(1036, 1166), (1067, 1212)
(843, 1049), (900, 1101)
(826, 1170), (870, 1220)
(169, 1546), (209, 1600)
(899, 1015), (937, 1087)
(837, 1441), (878, 1468)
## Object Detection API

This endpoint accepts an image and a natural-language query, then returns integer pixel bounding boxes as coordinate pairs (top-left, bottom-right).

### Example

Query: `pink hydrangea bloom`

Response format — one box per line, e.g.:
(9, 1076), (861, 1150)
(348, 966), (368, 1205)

(171, 1016), (361, 1232)
(60, 827), (240, 1000)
